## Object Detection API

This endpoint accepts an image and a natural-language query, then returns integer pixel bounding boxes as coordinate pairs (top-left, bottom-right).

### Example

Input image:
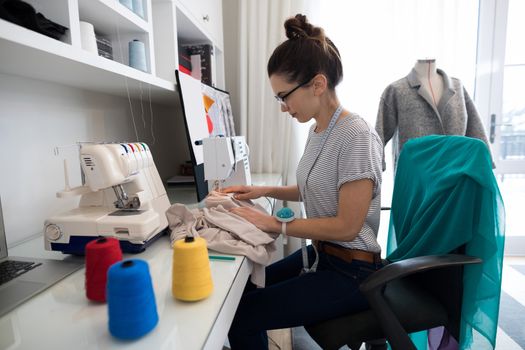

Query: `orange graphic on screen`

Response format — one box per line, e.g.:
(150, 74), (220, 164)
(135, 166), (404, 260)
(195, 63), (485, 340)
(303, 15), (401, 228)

(203, 94), (214, 134)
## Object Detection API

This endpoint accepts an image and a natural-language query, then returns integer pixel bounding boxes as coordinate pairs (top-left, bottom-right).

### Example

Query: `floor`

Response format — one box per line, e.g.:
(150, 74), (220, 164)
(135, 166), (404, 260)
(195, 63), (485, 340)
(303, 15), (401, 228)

(496, 256), (525, 349)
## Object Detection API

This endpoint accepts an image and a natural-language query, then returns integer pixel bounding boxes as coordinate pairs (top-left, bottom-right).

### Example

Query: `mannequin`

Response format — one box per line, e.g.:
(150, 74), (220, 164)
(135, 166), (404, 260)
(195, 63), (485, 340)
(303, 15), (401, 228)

(413, 59), (443, 107)
(375, 61), (493, 171)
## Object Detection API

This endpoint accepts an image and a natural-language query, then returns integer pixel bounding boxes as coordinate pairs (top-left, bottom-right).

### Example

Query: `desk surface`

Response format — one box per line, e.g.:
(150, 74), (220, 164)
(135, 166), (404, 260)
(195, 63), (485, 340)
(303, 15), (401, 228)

(0, 173), (281, 350)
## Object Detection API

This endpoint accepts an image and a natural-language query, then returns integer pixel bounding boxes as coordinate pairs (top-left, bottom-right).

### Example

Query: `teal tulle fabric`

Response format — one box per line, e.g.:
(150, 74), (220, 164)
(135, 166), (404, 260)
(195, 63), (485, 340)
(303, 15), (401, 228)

(386, 135), (505, 349)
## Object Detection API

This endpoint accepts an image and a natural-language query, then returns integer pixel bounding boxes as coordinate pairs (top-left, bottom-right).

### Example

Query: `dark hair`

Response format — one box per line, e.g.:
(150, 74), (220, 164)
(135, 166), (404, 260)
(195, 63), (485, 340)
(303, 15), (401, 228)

(267, 14), (343, 89)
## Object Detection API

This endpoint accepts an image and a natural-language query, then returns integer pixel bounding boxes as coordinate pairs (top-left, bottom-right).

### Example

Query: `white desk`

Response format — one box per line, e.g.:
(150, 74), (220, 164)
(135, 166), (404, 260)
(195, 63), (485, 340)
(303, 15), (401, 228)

(0, 173), (282, 350)
(2, 236), (251, 350)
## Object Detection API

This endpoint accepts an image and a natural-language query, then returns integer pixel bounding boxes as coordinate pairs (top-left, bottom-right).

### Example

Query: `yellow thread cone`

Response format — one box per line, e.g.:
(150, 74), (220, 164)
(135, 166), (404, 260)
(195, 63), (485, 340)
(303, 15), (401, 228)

(172, 237), (213, 301)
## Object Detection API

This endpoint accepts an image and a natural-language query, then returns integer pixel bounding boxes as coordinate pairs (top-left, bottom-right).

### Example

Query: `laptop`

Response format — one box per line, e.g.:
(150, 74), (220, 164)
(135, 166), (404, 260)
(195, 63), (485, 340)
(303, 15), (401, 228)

(0, 197), (83, 317)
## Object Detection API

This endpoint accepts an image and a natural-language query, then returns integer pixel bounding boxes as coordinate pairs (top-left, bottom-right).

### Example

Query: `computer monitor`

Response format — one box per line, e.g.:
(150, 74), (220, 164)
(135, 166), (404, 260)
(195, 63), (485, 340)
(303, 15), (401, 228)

(175, 70), (236, 201)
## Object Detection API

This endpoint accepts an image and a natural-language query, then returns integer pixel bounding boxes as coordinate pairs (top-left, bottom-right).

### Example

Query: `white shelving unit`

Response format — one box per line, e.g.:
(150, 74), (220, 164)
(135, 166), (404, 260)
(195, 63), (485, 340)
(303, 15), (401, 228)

(0, 18), (173, 99)
(0, 0), (225, 103)
(0, 0), (177, 104)
(152, 0), (225, 89)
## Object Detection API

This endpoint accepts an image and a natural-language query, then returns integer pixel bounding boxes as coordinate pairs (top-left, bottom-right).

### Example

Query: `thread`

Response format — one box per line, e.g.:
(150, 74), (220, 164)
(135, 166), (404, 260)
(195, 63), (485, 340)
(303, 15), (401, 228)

(85, 237), (122, 302)
(172, 236), (213, 301)
(107, 259), (158, 339)
(115, 22), (139, 141)
(129, 39), (148, 72)
(132, 0), (145, 18)
(79, 21), (98, 55)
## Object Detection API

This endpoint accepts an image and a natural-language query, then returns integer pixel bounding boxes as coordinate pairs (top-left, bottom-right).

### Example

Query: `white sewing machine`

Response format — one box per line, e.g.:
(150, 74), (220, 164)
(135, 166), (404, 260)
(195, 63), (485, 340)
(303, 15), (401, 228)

(44, 142), (171, 254)
(203, 136), (251, 191)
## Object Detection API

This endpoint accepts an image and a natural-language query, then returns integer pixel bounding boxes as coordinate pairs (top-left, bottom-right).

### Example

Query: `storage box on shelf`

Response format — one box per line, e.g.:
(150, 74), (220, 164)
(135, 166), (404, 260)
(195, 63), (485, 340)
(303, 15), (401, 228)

(152, 0), (224, 89)
(0, 0), (175, 104)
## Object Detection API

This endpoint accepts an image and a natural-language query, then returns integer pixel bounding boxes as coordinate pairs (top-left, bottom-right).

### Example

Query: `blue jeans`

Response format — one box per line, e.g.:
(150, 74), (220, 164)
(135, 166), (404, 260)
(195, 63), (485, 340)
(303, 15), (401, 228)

(228, 245), (383, 349)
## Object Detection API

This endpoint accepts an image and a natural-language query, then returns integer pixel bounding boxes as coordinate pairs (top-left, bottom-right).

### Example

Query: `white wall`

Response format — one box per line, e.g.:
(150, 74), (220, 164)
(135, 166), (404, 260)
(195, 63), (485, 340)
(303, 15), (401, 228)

(0, 73), (189, 246)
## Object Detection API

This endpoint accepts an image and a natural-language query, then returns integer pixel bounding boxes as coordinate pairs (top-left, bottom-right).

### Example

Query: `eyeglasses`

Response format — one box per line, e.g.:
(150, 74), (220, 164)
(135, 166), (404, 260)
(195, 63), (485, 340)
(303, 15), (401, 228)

(274, 79), (312, 107)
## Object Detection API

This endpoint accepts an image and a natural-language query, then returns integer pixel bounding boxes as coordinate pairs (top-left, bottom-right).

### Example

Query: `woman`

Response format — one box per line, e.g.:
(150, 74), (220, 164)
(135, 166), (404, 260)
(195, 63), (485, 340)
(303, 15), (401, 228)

(225, 14), (383, 349)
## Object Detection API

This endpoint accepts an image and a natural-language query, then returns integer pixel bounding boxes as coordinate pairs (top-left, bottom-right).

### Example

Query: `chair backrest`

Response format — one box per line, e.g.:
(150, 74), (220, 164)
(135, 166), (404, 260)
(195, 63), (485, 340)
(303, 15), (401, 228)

(386, 135), (505, 348)
(408, 260), (463, 340)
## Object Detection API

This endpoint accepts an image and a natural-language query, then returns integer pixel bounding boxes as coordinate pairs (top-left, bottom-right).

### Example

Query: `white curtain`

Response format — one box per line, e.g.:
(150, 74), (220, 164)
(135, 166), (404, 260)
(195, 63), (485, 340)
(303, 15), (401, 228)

(223, 0), (317, 187)
(309, 0), (479, 126)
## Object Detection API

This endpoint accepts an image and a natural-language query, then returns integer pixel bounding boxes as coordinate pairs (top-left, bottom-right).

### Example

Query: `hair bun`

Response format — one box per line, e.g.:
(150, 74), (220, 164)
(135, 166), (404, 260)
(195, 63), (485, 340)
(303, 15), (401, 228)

(268, 13), (343, 90)
(284, 14), (324, 41)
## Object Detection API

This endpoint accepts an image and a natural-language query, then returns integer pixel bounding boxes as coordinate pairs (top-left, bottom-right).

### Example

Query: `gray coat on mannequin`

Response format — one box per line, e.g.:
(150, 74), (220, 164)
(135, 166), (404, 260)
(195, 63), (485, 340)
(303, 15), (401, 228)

(375, 59), (492, 170)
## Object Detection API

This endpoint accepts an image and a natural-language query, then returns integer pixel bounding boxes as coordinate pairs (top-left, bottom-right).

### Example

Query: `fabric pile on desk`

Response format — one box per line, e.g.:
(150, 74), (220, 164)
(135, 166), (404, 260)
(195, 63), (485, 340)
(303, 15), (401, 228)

(166, 192), (279, 287)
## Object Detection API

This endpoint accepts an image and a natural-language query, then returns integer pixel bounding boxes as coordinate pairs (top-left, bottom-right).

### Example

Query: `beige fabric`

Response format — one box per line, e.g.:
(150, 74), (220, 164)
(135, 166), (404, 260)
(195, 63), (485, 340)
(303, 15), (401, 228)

(166, 192), (279, 287)
(268, 328), (293, 350)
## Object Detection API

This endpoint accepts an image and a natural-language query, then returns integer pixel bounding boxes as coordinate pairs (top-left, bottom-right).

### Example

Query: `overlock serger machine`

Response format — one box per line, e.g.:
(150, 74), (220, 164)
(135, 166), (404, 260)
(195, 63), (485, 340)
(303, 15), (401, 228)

(203, 136), (251, 191)
(44, 142), (171, 254)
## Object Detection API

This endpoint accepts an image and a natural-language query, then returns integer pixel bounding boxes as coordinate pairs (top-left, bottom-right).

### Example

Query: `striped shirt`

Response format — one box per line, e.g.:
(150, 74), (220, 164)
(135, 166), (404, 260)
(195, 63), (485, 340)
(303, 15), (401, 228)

(297, 113), (383, 253)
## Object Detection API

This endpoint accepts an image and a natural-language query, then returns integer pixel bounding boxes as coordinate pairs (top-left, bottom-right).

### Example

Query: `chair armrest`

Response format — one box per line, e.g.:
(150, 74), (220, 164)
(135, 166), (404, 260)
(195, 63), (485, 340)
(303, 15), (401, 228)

(359, 254), (481, 350)
(360, 254), (482, 294)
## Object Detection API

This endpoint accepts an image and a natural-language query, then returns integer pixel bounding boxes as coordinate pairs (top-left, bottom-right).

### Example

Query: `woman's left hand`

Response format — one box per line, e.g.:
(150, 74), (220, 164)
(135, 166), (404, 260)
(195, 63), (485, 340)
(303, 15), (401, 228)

(230, 207), (280, 233)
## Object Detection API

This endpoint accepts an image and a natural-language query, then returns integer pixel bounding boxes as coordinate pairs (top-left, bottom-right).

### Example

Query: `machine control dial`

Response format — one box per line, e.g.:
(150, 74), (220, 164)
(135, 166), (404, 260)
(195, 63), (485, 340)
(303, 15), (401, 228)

(45, 224), (62, 241)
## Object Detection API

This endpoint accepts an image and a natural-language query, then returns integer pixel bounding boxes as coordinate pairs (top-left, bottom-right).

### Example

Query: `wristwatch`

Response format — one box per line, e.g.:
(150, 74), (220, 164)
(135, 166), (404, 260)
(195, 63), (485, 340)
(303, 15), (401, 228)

(275, 207), (295, 236)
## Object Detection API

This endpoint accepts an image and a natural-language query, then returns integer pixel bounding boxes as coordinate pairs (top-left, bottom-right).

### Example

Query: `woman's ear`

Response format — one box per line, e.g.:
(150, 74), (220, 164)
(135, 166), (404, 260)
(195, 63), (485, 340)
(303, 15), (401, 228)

(312, 74), (328, 96)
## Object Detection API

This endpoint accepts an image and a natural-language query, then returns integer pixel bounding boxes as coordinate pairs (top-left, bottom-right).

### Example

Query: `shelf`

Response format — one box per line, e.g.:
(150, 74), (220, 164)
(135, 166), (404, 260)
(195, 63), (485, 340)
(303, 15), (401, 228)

(173, 0), (223, 50)
(0, 19), (177, 105)
(78, 0), (149, 34)
(176, 5), (210, 45)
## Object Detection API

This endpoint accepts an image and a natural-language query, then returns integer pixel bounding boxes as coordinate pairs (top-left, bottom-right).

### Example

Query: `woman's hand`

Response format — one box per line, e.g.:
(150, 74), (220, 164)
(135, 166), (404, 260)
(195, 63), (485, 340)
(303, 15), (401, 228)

(221, 185), (267, 200)
(230, 207), (280, 233)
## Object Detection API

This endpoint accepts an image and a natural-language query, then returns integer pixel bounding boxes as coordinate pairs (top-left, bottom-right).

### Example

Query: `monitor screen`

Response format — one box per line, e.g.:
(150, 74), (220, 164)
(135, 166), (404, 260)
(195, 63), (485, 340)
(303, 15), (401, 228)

(175, 70), (236, 201)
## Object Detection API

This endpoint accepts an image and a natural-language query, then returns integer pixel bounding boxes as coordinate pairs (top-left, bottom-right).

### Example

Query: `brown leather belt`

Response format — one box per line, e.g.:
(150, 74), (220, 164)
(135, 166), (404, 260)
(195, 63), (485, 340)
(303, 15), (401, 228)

(314, 240), (381, 264)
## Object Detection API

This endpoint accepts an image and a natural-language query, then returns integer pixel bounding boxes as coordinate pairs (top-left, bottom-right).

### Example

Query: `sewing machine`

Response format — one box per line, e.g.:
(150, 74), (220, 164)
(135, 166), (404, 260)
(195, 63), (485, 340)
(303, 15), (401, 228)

(203, 136), (251, 191)
(44, 142), (171, 254)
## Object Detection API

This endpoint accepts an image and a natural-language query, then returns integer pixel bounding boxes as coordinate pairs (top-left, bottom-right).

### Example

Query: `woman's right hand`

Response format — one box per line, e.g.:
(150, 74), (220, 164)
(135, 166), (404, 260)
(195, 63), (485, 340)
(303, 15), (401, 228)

(221, 185), (267, 200)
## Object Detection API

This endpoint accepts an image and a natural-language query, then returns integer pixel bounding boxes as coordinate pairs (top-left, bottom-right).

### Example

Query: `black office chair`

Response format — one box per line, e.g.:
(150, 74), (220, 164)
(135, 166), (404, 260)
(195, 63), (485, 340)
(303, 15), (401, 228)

(305, 253), (480, 350)
(305, 136), (503, 350)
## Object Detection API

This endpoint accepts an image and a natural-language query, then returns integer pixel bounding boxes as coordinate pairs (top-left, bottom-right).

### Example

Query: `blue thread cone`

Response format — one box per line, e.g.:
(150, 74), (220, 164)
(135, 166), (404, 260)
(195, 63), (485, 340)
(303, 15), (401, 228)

(132, 0), (145, 18)
(107, 259), (158, 339)
(129, 39), (147, 72)
(119, 0), (133, 11)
